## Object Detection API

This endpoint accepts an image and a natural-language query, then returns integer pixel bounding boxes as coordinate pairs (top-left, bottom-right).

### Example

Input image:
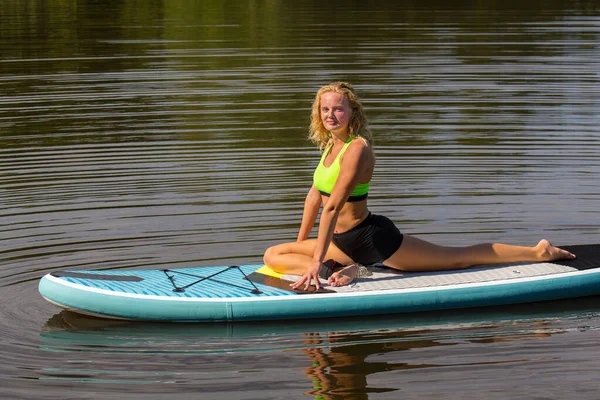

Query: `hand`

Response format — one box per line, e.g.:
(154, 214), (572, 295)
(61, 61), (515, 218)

(291, 260), (323, 291)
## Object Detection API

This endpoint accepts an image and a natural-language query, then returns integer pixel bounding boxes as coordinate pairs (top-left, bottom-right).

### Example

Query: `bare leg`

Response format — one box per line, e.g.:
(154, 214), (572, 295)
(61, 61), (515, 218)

(384, 236), (576, 272)
(263, 240), (353, 275)
(265, 236), (575, 286)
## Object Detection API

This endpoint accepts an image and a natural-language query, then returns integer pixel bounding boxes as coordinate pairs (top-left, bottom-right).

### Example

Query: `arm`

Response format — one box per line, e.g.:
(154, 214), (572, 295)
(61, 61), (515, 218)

(293, 141), (371, 290)
(297, 185), (322, 242)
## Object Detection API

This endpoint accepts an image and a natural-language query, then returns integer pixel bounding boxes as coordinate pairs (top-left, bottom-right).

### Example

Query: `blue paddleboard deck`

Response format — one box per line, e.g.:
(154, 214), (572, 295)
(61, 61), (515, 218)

(38, 244), (600, 322)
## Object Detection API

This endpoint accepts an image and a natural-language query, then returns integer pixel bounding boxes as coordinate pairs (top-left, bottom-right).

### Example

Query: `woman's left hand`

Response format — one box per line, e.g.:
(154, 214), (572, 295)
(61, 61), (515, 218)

(291, 260), (323, 291)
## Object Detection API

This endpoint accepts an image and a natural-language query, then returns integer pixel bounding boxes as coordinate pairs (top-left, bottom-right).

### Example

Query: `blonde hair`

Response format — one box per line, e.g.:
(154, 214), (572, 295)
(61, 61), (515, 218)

(308, 82), (373, 150)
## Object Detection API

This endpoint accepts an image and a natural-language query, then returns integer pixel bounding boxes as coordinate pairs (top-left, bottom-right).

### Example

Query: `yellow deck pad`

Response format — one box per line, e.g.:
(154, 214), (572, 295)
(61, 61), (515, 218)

(254, 265), (284, 279)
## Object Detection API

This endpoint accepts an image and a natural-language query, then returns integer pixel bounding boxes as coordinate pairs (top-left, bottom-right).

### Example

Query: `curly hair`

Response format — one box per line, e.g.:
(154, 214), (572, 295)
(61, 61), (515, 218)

(308, 82), (373, 150)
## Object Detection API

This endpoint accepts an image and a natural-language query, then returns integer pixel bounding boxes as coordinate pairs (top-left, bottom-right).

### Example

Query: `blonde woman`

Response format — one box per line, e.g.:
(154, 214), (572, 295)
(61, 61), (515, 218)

(263, 82), (575, 290)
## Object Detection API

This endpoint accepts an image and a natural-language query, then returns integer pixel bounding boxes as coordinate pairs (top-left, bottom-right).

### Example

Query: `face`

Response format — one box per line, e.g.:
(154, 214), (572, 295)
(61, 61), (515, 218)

(320, 92), (352, 135)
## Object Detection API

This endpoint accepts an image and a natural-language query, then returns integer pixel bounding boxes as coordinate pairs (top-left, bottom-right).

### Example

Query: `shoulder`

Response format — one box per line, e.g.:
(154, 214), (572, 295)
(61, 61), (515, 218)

(341, 137), (373, 166)
(347, 137), (372, 157)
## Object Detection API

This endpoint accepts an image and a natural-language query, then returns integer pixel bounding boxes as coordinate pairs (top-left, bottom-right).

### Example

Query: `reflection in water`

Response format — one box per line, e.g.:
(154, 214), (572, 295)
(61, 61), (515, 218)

(299, 326), (556, 400)
(39, 298), (600, 398)
(301, 332), (425, 399)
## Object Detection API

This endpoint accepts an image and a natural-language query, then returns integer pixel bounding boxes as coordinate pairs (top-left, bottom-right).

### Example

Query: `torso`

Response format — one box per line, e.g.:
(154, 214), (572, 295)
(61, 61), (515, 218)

(317, 137), (374, 233)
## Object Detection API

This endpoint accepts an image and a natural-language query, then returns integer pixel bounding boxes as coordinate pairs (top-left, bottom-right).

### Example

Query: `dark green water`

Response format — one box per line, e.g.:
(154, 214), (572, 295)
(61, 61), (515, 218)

(2, 1), (600, 399)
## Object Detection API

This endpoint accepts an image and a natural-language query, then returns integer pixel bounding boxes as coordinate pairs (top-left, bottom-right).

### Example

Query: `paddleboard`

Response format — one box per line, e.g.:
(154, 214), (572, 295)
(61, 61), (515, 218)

(38, 244), (600, 322)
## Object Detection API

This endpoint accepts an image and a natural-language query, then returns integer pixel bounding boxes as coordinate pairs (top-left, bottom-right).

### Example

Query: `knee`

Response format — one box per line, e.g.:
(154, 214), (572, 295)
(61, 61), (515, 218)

(450, 260), (472, 270)
(263, 245), (277, 266)
(449, 250), (475, 269)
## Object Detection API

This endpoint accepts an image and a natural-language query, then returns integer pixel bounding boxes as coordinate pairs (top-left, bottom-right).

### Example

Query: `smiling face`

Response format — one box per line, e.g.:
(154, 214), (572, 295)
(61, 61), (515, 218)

(320, 91), (353, 136)
(308, 82), (372, 149)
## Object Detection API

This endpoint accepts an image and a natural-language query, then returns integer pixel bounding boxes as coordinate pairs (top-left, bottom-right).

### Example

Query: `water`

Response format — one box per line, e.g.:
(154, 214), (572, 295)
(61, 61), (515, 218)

(2, 1), (600, 398)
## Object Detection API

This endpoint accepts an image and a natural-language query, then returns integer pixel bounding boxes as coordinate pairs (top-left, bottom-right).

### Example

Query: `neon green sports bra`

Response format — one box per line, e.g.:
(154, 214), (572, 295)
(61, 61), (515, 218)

(313, 138), (370, 202)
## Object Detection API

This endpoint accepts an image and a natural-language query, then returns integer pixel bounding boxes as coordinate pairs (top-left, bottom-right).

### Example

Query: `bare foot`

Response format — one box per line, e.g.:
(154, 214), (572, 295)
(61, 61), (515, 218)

(328, 264), (358, 287)
(536, 239), (576, 261)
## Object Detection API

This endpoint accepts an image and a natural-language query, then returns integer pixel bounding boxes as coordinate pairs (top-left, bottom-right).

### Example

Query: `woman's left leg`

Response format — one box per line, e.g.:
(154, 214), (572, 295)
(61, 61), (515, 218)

(328, 236), (576, 287)
(383, 236), (575, 272)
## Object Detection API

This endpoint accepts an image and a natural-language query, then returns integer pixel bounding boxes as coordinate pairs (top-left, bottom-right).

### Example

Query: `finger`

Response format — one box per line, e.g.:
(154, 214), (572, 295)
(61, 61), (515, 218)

(292, 281), (304, 290)
(291, 276), (306, 289)
(294, 274), (311, 289)
(304, 278), (312, 291)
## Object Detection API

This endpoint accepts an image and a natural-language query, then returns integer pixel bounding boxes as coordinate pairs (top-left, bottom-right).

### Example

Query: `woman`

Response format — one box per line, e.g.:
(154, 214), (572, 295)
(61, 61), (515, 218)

(263, 82), (575, 291)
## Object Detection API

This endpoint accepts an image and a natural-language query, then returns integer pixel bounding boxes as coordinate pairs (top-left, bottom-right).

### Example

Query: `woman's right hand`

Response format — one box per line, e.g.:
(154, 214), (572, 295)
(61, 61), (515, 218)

(291, 259), (323, 291)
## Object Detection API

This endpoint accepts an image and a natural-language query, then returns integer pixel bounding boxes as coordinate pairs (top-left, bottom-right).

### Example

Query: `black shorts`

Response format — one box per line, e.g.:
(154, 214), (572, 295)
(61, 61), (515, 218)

(331, 213), (403, 266)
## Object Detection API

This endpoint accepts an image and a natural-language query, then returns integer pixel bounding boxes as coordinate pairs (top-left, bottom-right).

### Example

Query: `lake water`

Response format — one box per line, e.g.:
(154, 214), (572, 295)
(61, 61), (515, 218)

(2, 1), (600, 399)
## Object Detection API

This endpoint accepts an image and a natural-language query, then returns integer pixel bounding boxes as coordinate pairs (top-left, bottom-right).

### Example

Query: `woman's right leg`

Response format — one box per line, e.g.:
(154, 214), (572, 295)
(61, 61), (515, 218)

(263, 240), (354, 275)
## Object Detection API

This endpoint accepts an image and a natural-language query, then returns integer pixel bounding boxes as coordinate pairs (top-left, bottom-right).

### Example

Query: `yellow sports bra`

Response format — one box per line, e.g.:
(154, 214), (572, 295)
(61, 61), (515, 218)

(313, 138), (370, 202)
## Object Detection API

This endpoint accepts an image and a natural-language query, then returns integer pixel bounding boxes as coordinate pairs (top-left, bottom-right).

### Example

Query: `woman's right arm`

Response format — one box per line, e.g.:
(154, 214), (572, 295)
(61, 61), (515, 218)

(297, 185), (322, 242)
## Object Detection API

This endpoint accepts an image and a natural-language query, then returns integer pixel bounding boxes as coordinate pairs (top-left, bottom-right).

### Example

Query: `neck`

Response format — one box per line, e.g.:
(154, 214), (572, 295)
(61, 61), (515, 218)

(330, 132), (351, 144)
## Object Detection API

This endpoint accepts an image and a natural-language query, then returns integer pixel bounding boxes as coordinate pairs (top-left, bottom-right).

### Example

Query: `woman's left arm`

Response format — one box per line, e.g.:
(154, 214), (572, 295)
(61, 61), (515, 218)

(293, 141), (371, 290)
